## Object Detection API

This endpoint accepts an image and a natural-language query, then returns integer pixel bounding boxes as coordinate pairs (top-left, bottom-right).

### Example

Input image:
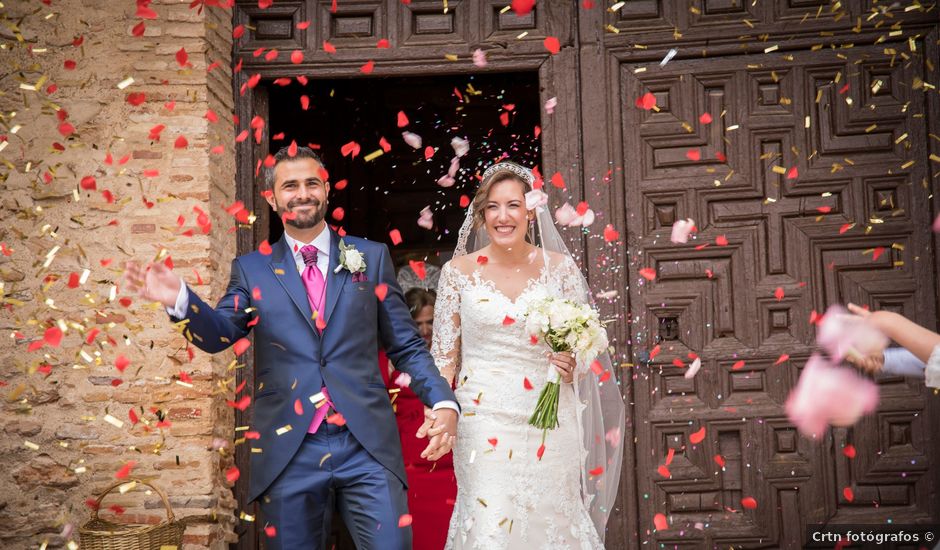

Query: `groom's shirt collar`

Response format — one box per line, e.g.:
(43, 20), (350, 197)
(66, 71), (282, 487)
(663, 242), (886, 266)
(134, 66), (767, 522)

(283, 227), (331, 277)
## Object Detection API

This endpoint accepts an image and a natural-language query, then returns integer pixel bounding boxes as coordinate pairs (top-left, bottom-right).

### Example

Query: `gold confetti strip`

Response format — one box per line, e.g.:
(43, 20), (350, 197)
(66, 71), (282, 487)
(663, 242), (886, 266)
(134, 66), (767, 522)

(364, 149), (384, 162)
(24, 441), (39, 451)
(476, 498), (488, 507)
(275, 425), (292, 436)
(118, 481), (137, 494)
(116, 77), (135, 90)
(239, 512), (255, 522)
(444, 54), (458, 62)
(319, 452), (332, 467)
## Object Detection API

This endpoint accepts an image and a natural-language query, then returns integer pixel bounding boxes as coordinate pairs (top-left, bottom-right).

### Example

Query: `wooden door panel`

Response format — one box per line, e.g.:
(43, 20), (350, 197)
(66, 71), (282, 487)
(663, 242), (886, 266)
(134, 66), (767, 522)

(622, 39), (937, 548)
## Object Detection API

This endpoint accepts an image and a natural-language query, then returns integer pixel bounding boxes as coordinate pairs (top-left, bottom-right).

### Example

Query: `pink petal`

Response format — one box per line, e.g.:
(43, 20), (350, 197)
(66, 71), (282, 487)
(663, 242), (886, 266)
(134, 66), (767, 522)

(670, 218), (695, 244)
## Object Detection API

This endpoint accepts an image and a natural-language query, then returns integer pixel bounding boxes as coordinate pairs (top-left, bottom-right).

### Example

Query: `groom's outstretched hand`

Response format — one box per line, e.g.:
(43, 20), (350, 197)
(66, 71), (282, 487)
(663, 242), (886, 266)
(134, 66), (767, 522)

(417, 407), (458, 461)
(122, 261), (182, 309)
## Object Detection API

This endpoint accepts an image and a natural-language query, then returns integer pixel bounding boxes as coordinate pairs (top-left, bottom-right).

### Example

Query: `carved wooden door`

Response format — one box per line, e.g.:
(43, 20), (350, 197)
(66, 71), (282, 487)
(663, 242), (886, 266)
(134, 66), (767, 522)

(577, 1), (940, 547)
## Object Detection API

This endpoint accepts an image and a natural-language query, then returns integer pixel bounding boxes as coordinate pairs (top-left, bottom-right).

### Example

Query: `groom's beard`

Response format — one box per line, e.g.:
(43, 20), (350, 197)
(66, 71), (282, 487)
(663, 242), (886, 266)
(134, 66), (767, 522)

(277, 197), (326, 229)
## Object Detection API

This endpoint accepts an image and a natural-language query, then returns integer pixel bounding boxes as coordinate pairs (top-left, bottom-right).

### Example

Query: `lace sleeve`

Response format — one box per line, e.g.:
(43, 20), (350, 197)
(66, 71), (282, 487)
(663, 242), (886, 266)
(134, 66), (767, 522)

(431, 261), (462, 385)
(555, 254), (590, 305)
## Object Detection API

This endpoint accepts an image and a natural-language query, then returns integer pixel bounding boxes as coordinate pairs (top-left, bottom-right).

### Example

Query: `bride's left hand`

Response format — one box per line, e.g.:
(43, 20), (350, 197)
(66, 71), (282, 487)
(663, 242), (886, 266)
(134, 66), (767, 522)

(550, 351), (576, 384)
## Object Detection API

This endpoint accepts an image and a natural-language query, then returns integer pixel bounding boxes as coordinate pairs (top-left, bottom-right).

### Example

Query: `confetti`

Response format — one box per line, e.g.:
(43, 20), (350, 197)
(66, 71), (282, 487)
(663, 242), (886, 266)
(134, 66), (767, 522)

(635, 92), (656, 110)
(689, 427), (706, 444)
(603, 224), (620, 243)
(670, 218), (695, 243)
(638, 267), (656, 281)
(398, 514), (413, 528)
(523, 377), (533, 390)
(375, 283), (389, 301)
(543, 36), (560, 54)
(233, 338), (251, 356)
(741, 497), (758, 509)
(684, 357), (702, 379)
(226, 466), (240, 484)
(653, 513), (668, 531)
(402, 132), (422, 149)
(843, 445), (856, 458)
(660, 48), (678, 66)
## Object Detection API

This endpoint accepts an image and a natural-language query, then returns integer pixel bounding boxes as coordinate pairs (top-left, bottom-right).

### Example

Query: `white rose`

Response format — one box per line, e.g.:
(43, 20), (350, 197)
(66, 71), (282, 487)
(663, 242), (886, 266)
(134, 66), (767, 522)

(344, 250), (364, 272)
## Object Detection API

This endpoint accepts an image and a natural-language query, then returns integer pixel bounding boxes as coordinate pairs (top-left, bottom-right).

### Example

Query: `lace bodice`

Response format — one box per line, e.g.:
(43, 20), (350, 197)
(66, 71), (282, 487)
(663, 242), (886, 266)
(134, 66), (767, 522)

(431, 253), (589, 388)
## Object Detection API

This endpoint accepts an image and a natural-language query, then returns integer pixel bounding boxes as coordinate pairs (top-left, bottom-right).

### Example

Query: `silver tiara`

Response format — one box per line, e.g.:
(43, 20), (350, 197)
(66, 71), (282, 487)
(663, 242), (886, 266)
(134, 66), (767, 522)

(481, 161), (534, 186)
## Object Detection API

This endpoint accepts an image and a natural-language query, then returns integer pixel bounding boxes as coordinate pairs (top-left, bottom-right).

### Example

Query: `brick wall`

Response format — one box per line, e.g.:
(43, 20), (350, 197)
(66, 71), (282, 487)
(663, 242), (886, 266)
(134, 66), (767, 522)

(0, 1), (237, 548)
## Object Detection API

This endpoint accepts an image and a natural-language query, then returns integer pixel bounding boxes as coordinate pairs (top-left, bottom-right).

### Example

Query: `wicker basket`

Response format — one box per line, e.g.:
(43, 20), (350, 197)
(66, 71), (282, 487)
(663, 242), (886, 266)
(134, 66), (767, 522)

(79, 479), (185, 550)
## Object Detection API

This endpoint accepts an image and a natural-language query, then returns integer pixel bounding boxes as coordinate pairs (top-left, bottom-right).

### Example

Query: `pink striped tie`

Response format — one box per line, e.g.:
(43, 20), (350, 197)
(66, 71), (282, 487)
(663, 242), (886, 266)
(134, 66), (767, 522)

(300, 244), (333, 434)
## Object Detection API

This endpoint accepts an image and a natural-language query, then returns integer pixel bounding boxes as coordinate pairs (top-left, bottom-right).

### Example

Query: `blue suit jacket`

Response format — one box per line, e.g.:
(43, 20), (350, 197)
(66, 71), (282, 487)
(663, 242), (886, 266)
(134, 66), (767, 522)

(173, 230), (458, 502)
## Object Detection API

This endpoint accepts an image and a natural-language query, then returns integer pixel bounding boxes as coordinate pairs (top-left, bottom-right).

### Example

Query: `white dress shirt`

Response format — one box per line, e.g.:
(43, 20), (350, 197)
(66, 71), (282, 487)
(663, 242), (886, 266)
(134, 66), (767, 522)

(167, 228), (458, 413)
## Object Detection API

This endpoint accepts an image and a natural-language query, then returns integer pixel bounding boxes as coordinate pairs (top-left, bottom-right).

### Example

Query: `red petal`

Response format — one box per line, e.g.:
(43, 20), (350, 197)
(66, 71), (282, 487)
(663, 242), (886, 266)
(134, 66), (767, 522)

(715, 235), (729, 246)
(258, 240), (273, 255)
(732, 360), (745, 370)
(360, 60), (375, 74)
(174, 135), (188, 149)
(502, 316), (515, 326)
(543, 36), (560, 54)
(639, 267), (656, 281)
(550, 172), (566, 189)
(523, 377), (534, 390)
(774, 354), (789, 365)
(714, 454), (725, 468)
(176, 47), (189, 67)
(115, 355), (130, 373)
(634, 92), (657, 110)
(374, 283), (389, 301)
(398, 514), (413, 527)
(843, 444), (856, 459)
(603, 224), (620, 242)
(699, 112), (712, 124)
(44, 326), (63, 347)
(294, 399), (303, 415)
(774, 287), (785, 301)
(80, 176), (97, 190)
(377, 38), (390, 48)
(741, 496), (758, 509)
(323, 41), (336, 53)
(511, 0), (535, 15)
(397, 111), (409, 127)
(657, 464), (671, 478)
(653, 513), (668, 531)
(843, 487), (854, 502)
(588, 466), (604, 476)
(689, 426), (706, 444)
(686, 148), (701, 161)
(389, 229), (403, 245)
(233, 338), (251, 356)
(290, 50), (303, 64)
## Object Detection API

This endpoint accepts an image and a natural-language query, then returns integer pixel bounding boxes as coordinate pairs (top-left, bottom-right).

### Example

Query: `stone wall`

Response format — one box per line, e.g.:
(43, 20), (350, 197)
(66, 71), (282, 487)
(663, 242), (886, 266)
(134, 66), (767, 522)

(0, 1), (237, 548)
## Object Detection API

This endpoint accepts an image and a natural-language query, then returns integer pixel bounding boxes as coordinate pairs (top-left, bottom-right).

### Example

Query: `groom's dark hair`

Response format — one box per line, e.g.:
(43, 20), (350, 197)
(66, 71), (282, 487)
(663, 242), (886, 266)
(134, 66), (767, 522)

(263, 145), (327, 189)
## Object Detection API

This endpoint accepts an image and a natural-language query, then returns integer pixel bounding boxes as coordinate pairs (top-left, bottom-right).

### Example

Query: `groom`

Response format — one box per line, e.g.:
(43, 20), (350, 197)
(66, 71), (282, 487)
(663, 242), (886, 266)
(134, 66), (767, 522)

(122, 146), (459, 549)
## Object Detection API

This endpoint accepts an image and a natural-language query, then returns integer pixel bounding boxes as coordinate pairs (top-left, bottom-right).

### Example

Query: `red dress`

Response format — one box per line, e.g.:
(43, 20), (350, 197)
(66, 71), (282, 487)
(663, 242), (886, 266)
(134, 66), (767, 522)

(379, 350), (457, 550)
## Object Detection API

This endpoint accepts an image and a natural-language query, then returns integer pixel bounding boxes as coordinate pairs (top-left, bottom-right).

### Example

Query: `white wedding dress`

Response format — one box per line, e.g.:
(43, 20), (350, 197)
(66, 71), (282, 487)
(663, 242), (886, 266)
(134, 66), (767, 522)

(432, 255), (604, 550)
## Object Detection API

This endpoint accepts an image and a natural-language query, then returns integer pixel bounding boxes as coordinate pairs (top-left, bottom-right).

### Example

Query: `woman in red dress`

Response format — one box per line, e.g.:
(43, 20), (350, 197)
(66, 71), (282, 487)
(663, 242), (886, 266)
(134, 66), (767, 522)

(379, 287), (456, 550)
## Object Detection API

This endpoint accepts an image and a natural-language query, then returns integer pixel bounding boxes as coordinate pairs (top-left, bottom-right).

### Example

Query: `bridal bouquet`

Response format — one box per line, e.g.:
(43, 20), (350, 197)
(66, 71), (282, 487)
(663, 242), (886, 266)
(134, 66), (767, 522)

(524, 296), (608, 435)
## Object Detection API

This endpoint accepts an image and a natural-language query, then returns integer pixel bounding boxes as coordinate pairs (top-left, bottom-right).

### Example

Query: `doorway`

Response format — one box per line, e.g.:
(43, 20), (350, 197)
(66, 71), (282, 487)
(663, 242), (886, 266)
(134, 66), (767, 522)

(241, 71), (541, 549)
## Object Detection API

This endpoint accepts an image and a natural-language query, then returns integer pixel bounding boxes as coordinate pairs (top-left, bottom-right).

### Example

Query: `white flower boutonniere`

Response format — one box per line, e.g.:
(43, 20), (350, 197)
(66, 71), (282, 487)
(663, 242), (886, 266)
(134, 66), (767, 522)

(335, 240), (368, 282)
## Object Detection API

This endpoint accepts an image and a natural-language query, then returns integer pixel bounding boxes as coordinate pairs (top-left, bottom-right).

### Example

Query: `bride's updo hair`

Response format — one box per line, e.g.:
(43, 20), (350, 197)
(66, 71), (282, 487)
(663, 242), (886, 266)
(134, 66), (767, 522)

(471, 162), (534, 230)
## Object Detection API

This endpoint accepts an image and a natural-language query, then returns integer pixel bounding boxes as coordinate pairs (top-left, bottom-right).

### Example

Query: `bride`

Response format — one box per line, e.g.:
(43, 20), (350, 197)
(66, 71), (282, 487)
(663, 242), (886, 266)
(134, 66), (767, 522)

(425, 161), (625, 548)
